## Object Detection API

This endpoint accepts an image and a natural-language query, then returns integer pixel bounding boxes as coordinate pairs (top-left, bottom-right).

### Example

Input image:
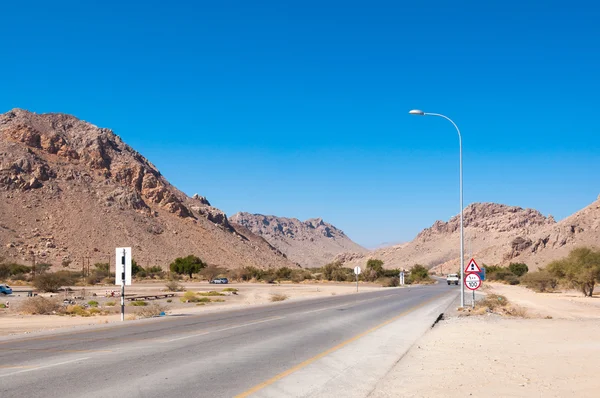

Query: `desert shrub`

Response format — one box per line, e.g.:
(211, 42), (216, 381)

(130, 300), (148, 306)
(0, 263), (32, 278)
(321, 261), (343, 280)
(0, 303), (6, 308)
(477, 294), (509, 311)
(169, 255), (206, 278)
(509, 262), (529, 277)
(387, 276), (400, 287)
(88, 307), (102, 315)
(87, 300), (99, 307)
(105, 301), (116, 307)
(197, 291), (225, 296)
(33, 273), (68, 292)
(136, 303), (168, 318)
(200, 265), (227, 281)
(547, 247), (600, 297)
(222, 288), (238, 292)
(11, 273), (29, 281)
(239, 266), (262, 281)
(488, 268), (519, 284)
(366, 259), (385, 279)
(383, 269), (401, 278)
(131, 259), (144, 276)
(19, 297), (61, 314)
(35, 263), (52, 274)
(165, 280), (184, 292)
(522, 269), (558, 293)
(408, 264), (432, 284)
(180, 291), (212, 303)
(270, 293), (288, 302)
(276, 267), (293, 281)
(64, 305), (90, 317)
(166, 299), (172, 303)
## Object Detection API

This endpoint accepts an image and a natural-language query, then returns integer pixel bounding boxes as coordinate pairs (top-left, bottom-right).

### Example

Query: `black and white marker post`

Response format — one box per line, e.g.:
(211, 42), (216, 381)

(120, 249), (125, 321)
(115, 247), (132, 322)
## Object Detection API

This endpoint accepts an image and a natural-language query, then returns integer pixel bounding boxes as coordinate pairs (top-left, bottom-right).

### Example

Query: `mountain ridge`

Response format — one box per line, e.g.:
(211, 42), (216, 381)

(0, 109), (295, 270)
(229, 212), (367, 268)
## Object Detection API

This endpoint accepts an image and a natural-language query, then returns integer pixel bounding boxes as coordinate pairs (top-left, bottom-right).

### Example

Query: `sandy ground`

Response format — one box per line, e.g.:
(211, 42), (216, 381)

(0, 281), (384, 335)
(370, 283), (600, 398)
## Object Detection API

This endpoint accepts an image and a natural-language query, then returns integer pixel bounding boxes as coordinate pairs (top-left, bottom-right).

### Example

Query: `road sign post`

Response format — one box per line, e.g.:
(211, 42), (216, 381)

(464, 272), (482, 308)
(115, 247), (132, 321)
(353, 266), (361, 292)
(399, 271), (405, 286)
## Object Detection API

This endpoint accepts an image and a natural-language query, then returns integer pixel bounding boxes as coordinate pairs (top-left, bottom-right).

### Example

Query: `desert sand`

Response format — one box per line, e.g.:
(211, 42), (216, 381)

(370, 283), (600, 398)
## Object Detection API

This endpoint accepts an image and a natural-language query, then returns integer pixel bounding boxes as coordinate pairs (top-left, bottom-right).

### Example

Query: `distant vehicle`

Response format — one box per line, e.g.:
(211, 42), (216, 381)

(0, 284), (13, 295)
(210, 278), (229, 284)
(446, 274), (459, 285)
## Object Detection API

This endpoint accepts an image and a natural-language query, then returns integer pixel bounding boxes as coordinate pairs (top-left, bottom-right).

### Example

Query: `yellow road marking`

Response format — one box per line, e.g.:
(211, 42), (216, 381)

(235, 291), (452, 398)
(0, 365), (36, 369)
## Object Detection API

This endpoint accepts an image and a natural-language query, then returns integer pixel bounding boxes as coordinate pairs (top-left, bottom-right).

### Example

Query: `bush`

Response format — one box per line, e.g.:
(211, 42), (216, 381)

(408, 264), (432, 284)
(130, 300), (148, 306)
(197, 291), (225, 296)
(33, 273), (68, 292)
(135, 303), (168, 319)
(387, 276), (400, 287)
(270, 293), (288, 302)
(366, 259), (384, 280)
(200, 265), (227, 281)
(222, 288), (238, 292)
(509, 262), (529, 277)
(165, 280), (184, 292)
(522, 270), (558, 292)
(64, 305), (91, 317)
(19, 297), (61, 314)
(87, 300), (99, 307)
(0, 263), (32, 278)
(547, 247), (600, 297)
(105, 301), (116, 307)
(276, 267), (293, 281)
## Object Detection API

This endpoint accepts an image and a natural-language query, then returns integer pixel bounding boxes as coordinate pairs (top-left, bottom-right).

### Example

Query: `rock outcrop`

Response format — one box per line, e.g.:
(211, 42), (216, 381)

(230, 213), (367, 268)
(0, 109), (295, 270)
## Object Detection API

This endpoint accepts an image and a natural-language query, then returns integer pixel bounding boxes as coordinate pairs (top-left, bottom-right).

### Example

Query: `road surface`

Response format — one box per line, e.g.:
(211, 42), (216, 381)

(0, 283), (457, 397)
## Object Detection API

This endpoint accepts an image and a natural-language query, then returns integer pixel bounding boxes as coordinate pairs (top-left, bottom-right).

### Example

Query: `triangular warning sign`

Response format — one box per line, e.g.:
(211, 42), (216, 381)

(465, 258), (482, 273)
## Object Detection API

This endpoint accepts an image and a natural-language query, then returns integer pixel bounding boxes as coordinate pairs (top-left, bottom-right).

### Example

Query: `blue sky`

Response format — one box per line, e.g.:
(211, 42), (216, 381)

(1, 1), (599, 247)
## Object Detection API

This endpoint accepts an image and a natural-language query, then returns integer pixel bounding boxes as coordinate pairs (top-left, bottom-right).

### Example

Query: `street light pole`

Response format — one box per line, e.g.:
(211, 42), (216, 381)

(409, 109), (465, 307)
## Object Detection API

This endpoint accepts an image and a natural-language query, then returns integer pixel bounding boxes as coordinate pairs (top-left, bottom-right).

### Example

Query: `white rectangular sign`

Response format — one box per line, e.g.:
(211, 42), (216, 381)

(115, 247), (132, 286)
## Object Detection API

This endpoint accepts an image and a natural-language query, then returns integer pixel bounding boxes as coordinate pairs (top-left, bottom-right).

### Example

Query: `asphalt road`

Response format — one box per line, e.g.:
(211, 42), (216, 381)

(0, 283), (457, 398)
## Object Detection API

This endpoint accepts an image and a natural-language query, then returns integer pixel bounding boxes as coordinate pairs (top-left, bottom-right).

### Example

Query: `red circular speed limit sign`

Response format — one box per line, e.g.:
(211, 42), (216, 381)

(464, 273), (482, 290)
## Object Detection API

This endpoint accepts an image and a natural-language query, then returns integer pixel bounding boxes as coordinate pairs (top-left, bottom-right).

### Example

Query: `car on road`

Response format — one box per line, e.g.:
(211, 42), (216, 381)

(209, 278), (229, 284)
(446, 274), (459, 285)
(0, 284), (13, 295)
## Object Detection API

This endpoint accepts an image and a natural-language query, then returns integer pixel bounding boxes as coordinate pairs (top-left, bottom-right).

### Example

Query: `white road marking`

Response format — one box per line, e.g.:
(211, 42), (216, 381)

(165, 316), (285, 343)
(0, 357), (91, 378)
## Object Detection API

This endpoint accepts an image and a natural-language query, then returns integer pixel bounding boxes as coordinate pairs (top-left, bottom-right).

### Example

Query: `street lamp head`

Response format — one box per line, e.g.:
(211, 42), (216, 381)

(409, 109), (425, 116)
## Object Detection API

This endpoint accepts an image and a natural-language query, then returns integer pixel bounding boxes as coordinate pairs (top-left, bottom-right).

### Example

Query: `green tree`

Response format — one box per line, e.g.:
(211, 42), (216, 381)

(509, 262), (529, 277)
(169, 255), (207, 278)
(366, 259), (384, 281)
(132, 259), (144, 276)
(321, 261), (342, 281)
(409, 264), (430, 283)
(547, 247), (600, 297)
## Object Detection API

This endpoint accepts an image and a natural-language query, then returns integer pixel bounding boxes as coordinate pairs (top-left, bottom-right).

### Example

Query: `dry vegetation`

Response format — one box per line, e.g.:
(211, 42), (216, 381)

(270, 293), (289, 302)
(461, 294), (528, 318)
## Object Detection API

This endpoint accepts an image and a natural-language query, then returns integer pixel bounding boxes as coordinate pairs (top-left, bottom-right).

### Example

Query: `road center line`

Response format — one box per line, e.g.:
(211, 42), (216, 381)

(0, 357), (91, 378)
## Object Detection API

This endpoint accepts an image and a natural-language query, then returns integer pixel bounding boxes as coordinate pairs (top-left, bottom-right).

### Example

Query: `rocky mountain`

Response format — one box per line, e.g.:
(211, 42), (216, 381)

(0, 109), (296, 270)
(507, 196), (600, 269)
(335, 202), (570, 272)
(229, 213), (367, 268)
